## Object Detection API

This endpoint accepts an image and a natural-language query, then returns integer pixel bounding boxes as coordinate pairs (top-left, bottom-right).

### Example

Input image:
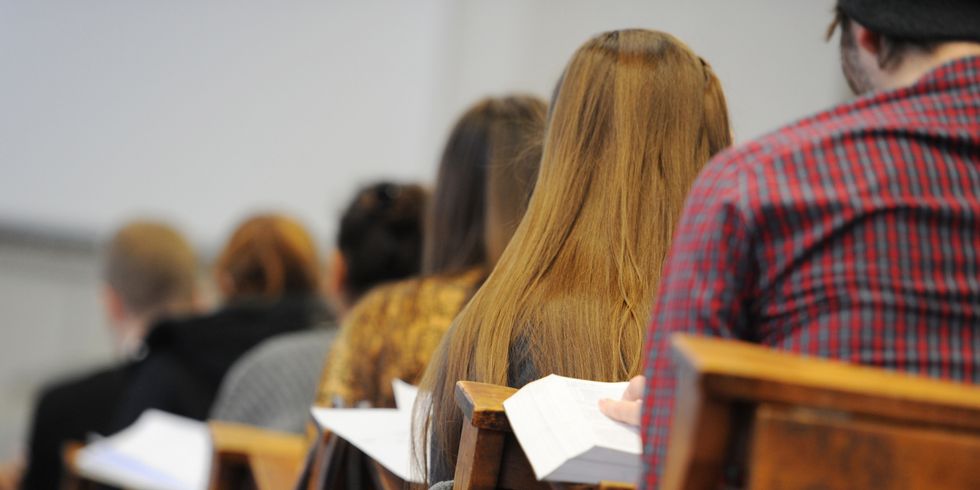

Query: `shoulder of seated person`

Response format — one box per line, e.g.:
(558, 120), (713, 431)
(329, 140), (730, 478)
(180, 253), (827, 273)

(236, 329), (333, 368)
(36, 364), (127, 405)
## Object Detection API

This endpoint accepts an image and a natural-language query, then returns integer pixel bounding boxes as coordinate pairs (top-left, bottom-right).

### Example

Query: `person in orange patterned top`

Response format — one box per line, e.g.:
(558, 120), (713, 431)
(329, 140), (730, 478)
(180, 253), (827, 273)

(316, 95), (546, 408)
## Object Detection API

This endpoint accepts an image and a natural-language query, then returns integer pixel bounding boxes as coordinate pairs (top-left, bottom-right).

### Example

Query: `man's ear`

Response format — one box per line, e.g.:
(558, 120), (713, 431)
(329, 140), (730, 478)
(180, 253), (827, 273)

(103, 286), (128, 325)
(853, 21), (882, 58)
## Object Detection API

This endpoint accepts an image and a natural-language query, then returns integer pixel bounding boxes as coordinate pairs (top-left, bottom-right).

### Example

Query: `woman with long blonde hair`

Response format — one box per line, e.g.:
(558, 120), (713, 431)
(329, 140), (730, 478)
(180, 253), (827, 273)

(415, 29), (733, 483)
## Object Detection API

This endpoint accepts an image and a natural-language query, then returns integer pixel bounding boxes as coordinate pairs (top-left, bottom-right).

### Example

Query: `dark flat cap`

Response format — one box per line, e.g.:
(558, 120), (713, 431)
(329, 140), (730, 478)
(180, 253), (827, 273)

(839, 0), (980, 42)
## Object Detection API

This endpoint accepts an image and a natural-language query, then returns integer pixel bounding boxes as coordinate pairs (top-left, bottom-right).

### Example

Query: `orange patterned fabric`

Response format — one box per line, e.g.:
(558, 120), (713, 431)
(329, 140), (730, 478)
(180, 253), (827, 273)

(315, 268), (485, 408)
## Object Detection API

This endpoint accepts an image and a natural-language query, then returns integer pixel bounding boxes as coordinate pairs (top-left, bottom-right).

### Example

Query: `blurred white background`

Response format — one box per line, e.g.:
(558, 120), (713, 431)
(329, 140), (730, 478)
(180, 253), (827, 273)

(0, 0), (842, 459)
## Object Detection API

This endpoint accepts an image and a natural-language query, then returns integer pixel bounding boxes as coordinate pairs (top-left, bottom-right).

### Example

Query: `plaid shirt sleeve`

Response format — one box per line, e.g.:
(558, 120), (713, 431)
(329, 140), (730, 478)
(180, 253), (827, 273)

(640, 151), (757, 489)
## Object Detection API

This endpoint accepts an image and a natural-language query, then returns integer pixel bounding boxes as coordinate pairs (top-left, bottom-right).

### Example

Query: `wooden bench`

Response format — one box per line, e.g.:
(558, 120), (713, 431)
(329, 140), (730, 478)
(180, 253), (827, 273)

(453, 381), (635, 490)
(207, 421), (307, 490)
(207, 417), (406, 490)
(60, 423), (307, 490)
(453, 334), (980, 489)
(663, 334), (980, 489)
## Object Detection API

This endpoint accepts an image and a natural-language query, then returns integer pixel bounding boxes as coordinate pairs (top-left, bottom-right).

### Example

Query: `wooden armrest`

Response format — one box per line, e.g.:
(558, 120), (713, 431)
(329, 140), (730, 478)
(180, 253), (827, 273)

(61, 442), (99, 490)
(208, 422), (307, 490)
(454, 381), (516, 431)
(62, 441), (84, 472)
(248, 453), (306, 490)
(597, 483), (636, 490)
(671, 334), (980, 429)
(209, 421), (307, 459)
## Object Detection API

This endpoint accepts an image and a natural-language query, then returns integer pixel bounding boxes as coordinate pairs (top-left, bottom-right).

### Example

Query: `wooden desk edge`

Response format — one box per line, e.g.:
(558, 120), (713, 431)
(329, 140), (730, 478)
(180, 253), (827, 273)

(670, 334), (980, 428)
(455, 381), (516, 431)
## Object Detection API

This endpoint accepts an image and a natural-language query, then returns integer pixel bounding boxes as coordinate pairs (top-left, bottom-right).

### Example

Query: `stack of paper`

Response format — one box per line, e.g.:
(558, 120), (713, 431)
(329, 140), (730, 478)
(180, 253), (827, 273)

(310, 379), (421, 483)
(503, 374), (640, 484)
(74, 410), (211, 490)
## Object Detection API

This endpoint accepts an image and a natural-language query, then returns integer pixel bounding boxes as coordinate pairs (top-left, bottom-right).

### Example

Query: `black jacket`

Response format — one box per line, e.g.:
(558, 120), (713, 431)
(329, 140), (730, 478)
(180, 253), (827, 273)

(20, 364), (130, 490)
(106, 295), (328, 433)
(20, 295), (327, 490)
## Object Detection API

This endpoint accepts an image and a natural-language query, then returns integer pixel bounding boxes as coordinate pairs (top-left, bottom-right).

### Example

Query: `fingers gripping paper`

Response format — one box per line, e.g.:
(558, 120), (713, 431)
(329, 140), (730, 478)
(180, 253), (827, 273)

(502, 374), (641, 485)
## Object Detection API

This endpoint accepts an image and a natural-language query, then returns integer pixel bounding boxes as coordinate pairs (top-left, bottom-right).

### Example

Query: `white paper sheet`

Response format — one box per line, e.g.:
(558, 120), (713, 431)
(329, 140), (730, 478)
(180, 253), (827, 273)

(392, 378), (419, 411)
(309, 379), (423, 483)
(310, 408), (419, 483)
(75, 410), (211, 490)
(503, 374), (640, 484)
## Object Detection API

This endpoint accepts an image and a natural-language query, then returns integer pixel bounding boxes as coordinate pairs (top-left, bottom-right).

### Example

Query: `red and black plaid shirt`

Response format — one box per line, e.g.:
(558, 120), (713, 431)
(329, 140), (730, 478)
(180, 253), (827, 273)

(641, 55), (980, 489)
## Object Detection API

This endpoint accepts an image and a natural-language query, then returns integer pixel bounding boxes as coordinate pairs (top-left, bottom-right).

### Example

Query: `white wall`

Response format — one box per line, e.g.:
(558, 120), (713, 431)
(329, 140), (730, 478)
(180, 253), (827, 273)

(442, 0), (848, 141)
(0, 242), (108, 460)
(0, 0), (847, 459)
(0, 0), (845, 250)
(0, 0), (454, 249)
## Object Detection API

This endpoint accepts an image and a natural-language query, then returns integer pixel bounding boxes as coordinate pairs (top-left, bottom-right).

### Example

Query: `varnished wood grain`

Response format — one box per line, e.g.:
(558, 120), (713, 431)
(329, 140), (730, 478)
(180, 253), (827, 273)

(208, 421), (307, 490)
(452, 380), (635, 490)
(748, 403), (980, 489)
(210, 421), (307, 459)
(659, 364), (733, 490)
(671, 334), (980, 430)
(249, 453), (306, 490)
(455, 381), (517, 431)
(454, 419), (506, 489)
(662, 334), (980, 490)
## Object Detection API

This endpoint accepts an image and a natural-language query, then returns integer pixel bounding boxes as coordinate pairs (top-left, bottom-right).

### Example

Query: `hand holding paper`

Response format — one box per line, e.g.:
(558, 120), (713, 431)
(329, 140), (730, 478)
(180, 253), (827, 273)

(597, 375), (645, 427)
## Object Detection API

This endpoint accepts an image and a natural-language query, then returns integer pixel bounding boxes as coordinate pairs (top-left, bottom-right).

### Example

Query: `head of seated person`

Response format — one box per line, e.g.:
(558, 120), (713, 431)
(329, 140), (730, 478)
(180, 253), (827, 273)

(829, 0), (980, 95)
(104, 214), (329, 430)
(423, 95), (548, 277)
(206, 183), (428, 432)
(214, 213), (322, 304)
(315, 95), (547, 409)
(102, 220), (201, 357)
(326, 182), (428, 318)
(416, 29), (733, 483)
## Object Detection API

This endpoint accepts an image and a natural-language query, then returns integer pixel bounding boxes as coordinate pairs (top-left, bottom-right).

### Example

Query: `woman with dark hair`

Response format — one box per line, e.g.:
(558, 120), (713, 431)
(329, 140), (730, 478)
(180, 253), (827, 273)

(210, 183), (428, 433)
(106, 214), (331, 433)
(316, 95), (548, 409)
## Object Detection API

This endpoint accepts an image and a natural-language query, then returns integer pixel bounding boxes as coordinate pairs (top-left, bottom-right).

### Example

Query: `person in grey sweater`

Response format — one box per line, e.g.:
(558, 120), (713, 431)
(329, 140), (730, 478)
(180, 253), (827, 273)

(210, 182), (428, 433)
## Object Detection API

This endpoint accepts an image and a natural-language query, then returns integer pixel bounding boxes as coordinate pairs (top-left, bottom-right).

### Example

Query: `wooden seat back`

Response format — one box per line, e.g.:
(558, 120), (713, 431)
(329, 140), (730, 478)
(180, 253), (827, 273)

(453, 381), (635, 490)
(663, 334), (980, 489)
(61, 441), (97, 490)
(207, 421), (307, 490)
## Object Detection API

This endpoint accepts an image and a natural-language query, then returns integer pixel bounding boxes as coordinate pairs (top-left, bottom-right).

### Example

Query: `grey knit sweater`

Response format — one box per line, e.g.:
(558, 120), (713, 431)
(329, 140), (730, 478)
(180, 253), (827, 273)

(210, 327), (336, 433)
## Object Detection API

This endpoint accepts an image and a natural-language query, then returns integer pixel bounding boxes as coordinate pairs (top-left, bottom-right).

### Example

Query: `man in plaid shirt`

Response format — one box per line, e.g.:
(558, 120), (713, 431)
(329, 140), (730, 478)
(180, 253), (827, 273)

(599, 0), (980, 487)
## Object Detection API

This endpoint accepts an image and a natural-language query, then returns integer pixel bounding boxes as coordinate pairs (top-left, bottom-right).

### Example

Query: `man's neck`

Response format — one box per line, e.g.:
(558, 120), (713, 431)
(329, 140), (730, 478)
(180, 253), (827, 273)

(883, 42), (980, 91)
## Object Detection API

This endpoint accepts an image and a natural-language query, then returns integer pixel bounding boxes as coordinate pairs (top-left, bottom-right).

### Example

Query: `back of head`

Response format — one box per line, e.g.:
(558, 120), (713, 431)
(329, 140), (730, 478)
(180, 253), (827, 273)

(104, 220), (198, 318)
(830, 0), (980, 93)
(469, 28), (731, 380)
(418, 29), (732, 482)
(482, 96), (547, 265)
(215, 214), (320, 300)
(423, 95), (548, 275)
(338, 182), (428, 301)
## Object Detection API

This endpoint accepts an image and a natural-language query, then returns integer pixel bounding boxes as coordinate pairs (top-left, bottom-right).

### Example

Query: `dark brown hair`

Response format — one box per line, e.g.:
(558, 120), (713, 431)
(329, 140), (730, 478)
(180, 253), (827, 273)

(338, 182), (428, 300)
(422, 95), (548, 275)
(215, 214), (320, 299)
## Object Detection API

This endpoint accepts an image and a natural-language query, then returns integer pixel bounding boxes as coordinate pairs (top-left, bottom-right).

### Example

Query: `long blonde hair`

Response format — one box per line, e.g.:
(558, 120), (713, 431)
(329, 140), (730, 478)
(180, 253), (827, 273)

(415, 29), (732, 482)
